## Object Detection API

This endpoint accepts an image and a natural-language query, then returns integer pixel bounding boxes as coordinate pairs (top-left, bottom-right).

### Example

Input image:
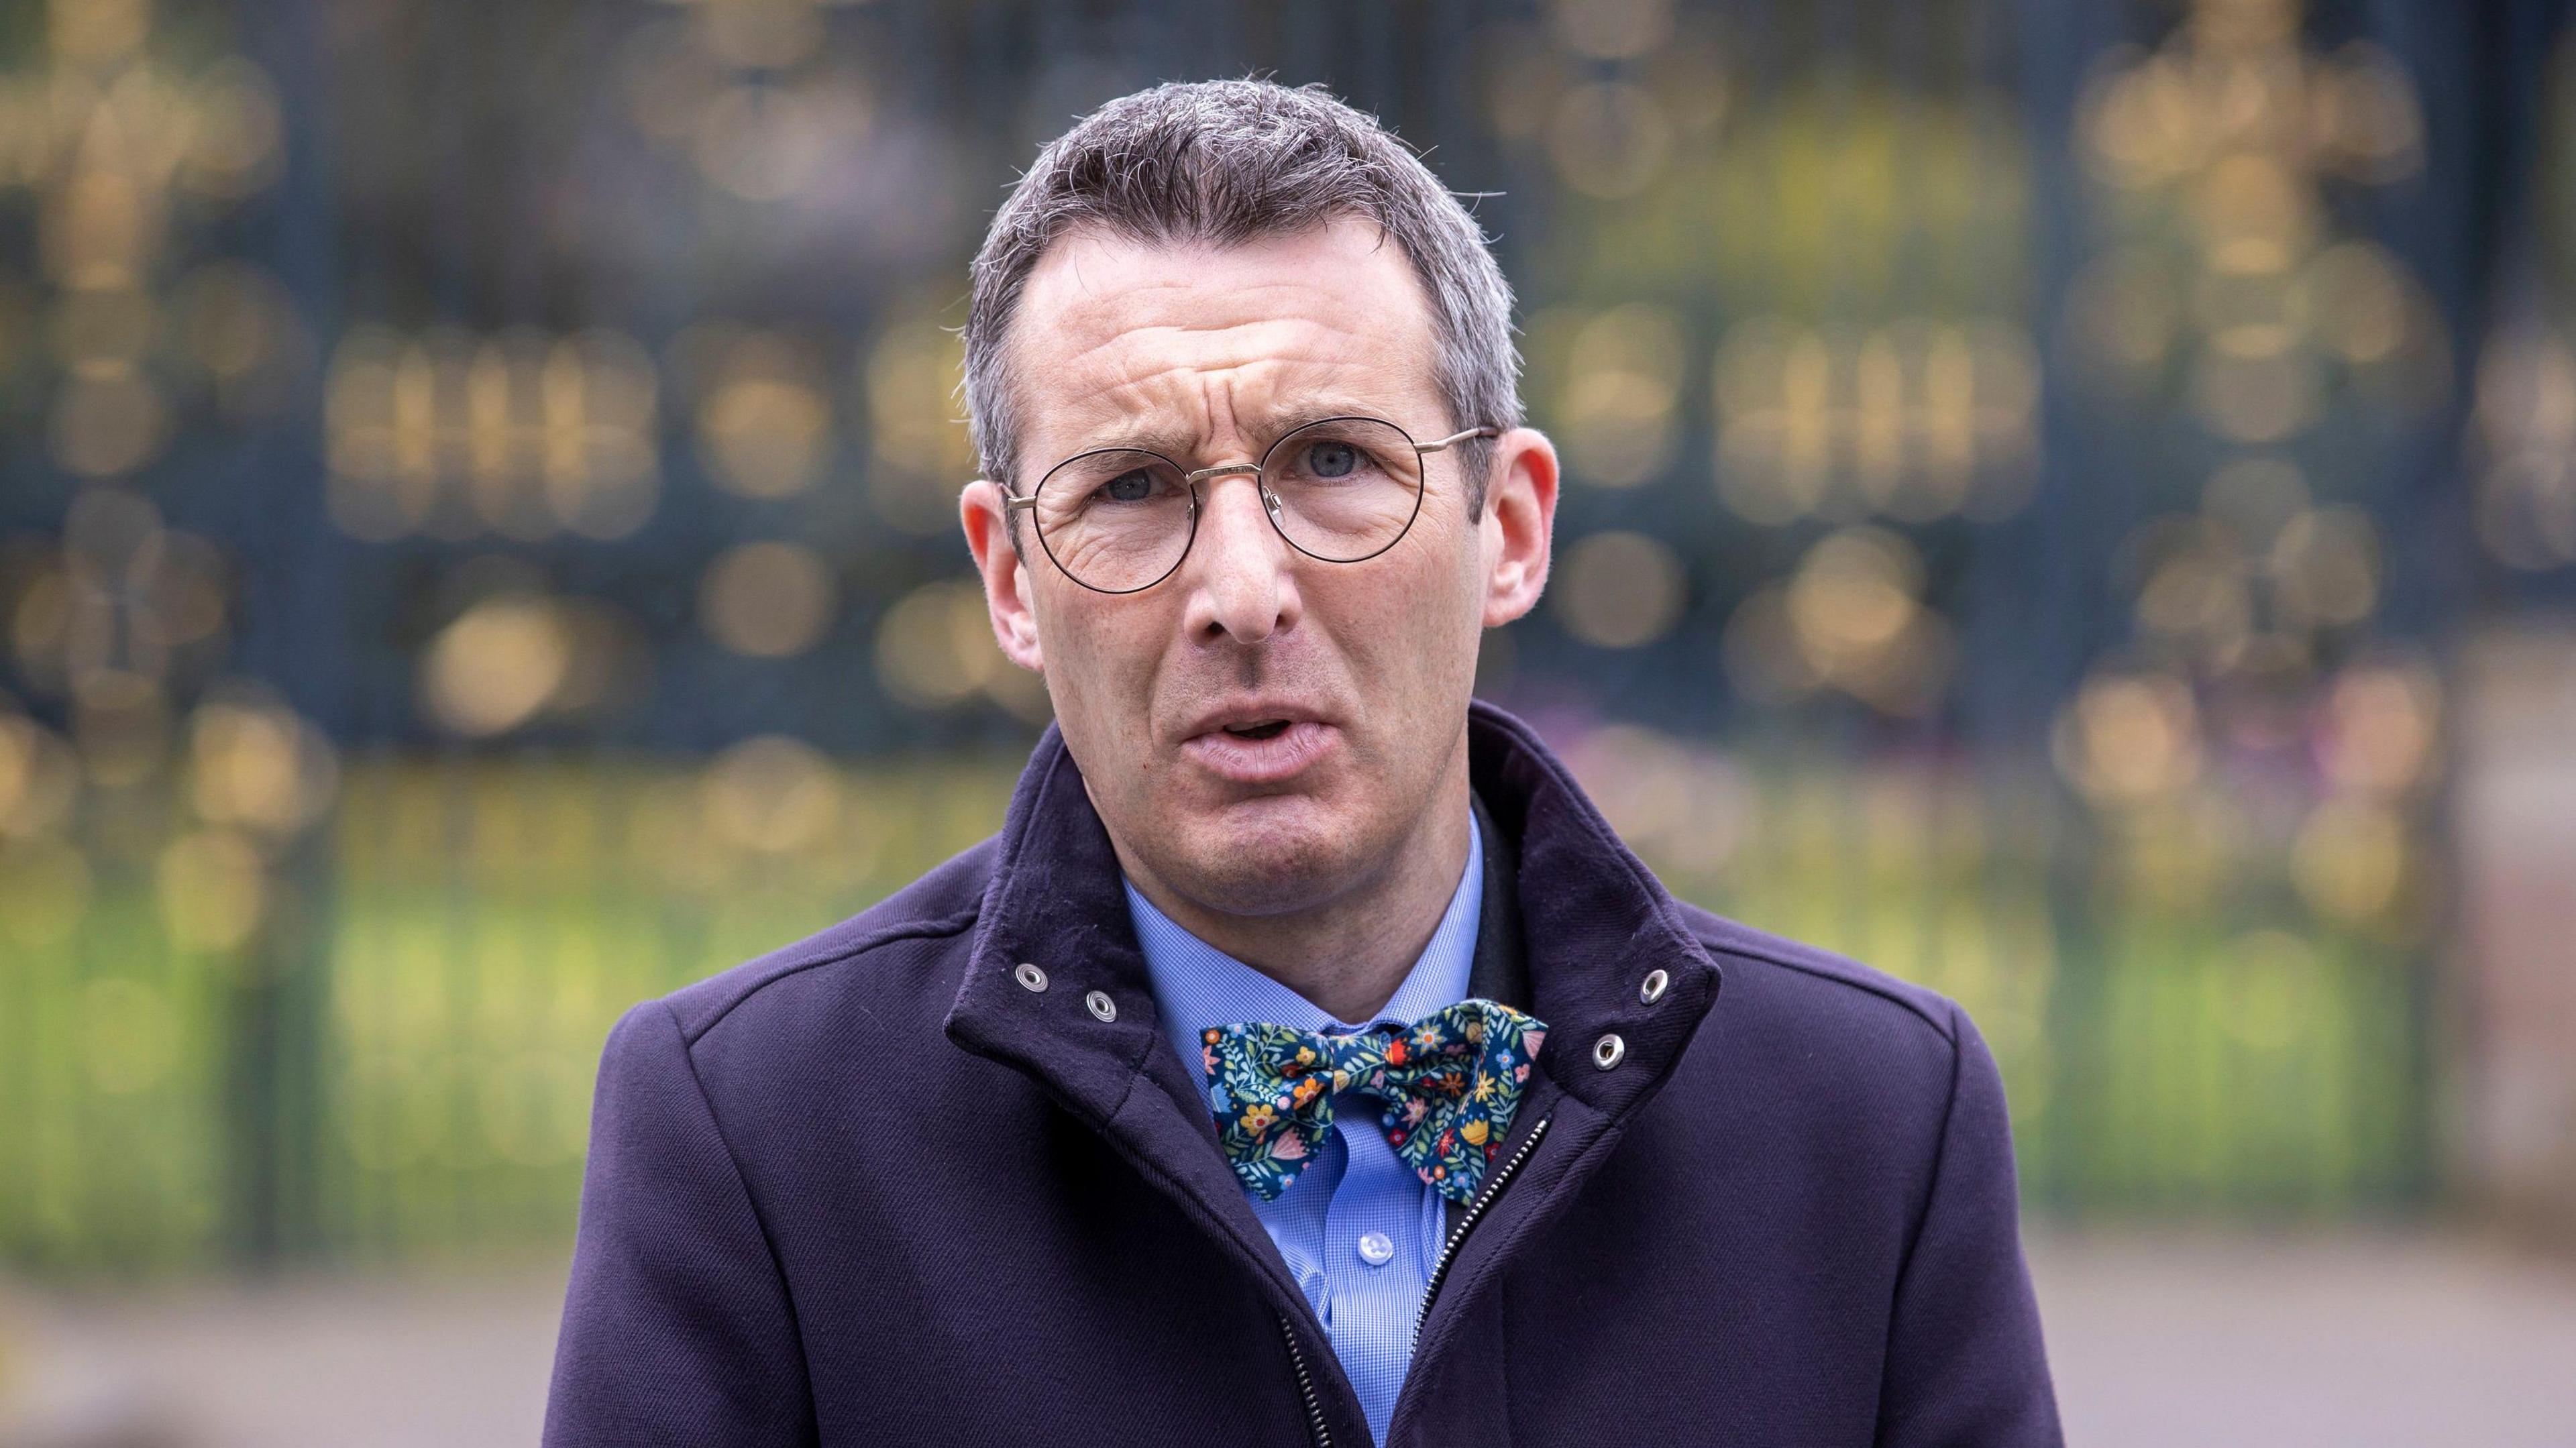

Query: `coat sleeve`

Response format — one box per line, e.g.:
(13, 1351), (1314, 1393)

(544, 999), (817, 1447)
(1873, 1001), (2064, 1448)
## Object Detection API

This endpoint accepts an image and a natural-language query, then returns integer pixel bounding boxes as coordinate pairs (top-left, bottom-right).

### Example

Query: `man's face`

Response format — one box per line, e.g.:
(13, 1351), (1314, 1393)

(961, 219), (1551, 920)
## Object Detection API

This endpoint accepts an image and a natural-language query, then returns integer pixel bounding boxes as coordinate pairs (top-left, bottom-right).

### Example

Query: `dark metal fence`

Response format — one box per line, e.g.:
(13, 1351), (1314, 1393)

(3, 0), (2572, 1268)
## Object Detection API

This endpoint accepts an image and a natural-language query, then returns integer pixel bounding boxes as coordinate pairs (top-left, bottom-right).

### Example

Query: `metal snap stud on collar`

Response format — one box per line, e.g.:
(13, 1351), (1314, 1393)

(1640, 968), (1670, 1005)
(1085, 989), (1118, 1023)
(1593, 1033), (1626, 1070)
(1014, 962), (1048, 993)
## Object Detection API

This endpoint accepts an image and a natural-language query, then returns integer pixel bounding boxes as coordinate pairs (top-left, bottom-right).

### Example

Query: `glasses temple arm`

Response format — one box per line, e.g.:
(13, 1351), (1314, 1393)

(1415, 425), (1501, 455)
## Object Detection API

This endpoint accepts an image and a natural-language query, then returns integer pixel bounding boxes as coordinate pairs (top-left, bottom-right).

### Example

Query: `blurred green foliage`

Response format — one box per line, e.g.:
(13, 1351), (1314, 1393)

(0, 743), (2422, 1271)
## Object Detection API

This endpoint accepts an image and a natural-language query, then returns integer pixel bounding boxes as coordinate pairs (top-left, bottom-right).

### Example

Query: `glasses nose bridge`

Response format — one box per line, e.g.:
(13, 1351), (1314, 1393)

(1183, 459), (1286, 522)
(1178, 457), (1292, 576)
(1183, 459), (1263, 486)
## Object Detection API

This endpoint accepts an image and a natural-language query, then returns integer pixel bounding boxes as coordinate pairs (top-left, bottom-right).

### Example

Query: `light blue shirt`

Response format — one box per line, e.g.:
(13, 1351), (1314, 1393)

(1124, 819), (1483, 1447)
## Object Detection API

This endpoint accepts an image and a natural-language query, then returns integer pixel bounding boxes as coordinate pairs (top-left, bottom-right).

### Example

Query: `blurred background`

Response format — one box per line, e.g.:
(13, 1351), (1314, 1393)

(0, 0), (2573, 1442)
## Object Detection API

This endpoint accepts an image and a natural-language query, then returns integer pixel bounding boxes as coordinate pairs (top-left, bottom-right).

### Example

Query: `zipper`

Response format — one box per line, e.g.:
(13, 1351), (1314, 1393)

(1277, 1311), (1333, 1448)
(1276, 1113), (1555, 1446)
(1411, 1114), (1552, 1348)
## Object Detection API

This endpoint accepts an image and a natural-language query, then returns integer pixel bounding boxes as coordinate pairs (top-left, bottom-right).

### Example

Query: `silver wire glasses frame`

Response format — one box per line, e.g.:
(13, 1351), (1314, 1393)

(1001, 416), (1499, 595)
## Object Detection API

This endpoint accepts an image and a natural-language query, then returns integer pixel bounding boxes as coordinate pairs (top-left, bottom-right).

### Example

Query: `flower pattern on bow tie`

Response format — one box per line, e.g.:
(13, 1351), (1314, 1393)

(1201, 997), (1546, 1205)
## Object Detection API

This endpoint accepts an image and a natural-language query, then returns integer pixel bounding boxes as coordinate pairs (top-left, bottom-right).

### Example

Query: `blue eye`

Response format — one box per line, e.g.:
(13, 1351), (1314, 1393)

(1307, 441), (1360, 479)
(1101, 469), (1156, 502)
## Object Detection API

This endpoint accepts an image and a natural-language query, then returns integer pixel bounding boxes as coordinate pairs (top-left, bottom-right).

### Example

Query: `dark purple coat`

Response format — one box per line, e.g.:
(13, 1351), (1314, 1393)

(545, 702), (2062, 1446)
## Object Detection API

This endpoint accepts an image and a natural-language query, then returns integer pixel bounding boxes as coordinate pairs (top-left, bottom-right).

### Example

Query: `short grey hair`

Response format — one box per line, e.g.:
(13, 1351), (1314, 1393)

(963, 78), (1521, 529)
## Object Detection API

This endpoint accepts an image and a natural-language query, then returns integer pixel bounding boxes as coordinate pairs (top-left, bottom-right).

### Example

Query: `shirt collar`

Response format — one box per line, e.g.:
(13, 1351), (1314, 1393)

(1126, 812), (1484, 1085)
(946, 701), (1725, 1135)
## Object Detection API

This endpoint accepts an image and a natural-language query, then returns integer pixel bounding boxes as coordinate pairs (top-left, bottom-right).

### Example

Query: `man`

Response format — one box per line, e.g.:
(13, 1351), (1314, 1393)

(547, 79), (2061, 1447)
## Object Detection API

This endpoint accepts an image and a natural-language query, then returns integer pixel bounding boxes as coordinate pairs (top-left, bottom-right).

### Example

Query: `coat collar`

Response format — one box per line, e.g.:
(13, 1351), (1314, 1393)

(944, 697), (1724, 1141)
(944, 701), (1725, 1445)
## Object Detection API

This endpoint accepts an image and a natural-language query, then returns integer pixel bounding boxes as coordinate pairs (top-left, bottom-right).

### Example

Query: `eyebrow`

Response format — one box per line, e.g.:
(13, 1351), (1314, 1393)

(1061, 398), (1394, 465)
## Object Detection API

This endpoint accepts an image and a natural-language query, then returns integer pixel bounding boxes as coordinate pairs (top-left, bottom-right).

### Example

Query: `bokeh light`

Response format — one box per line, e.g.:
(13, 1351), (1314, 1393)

(1548, 0), (1676, 62)
(156, 825), (268, 952)
(702, 733), (842, 854)
(875, 577), (1007, 708)
(1713, 317), (2038, 524)
(2069, 0), (2449, 451)
(2053, 669), (2206, 806)
(0, 712), (81, 837)
(1724, 527), (1953, 715)
(0, 0), (2563, 1305)
(865, 312), (976, 532)
(683, 326), (835, 500)
(700, 541), (839, 658)
(415, 594), (643, 738)
(1547, 81), (1675, 199)
(1549, 303), (1688, 489)
(1554, 531), (1688, 649)
(328, 327), (661, 541)
(420, 599), (572, 738)
(186, 687), (339, 836)
(619, 0), (877, 202)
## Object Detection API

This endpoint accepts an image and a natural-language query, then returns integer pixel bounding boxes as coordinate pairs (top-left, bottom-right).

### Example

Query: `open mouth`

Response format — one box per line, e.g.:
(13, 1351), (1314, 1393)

(1181, 713), (1334, 784)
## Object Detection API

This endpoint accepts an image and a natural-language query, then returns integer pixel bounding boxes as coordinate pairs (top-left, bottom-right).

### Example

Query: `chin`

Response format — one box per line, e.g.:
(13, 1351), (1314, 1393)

(1163, 795), (1371, 917)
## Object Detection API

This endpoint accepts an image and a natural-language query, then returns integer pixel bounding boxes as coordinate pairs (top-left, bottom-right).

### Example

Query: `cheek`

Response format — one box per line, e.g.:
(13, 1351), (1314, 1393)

(1330, 544), (1483, 715)
(1030, 592), (1165, 745)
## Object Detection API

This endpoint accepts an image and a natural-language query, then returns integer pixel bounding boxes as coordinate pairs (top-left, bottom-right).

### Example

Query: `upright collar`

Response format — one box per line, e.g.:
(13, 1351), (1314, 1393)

(1126, 811), (1483, 1091)
(945, 700), (1724, 1127)
(1464, 786), (1531, 1012)
(942, 702), (1726, 1448)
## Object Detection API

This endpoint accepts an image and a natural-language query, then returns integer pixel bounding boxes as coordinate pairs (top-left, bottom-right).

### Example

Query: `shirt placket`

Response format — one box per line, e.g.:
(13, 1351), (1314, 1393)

(1321, 1077), (1435, 1446)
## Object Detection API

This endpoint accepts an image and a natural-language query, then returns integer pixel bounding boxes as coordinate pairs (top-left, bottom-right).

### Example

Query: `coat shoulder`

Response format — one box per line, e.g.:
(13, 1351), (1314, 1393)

(1672, 899), (1961, 1050)
(658, 836), (998, 1044)
(1660, 901), (1976, 1167)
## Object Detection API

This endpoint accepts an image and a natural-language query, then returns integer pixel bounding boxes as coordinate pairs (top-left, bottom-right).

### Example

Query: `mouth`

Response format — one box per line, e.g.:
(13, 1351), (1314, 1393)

(1179, 705), (1339, 785)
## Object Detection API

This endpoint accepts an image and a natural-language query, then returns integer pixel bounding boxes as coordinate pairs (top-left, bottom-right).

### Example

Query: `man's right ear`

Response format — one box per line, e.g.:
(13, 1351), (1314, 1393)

(961, 480), (1046, 673)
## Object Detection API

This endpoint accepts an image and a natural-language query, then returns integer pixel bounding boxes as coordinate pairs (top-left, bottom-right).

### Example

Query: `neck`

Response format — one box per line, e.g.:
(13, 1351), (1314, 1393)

(1117, 761), (1475, 1024)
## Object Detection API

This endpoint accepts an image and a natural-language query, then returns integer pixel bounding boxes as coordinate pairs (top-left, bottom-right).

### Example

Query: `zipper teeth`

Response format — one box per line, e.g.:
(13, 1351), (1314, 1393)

(1278, 1312), (1333, 1448)
(1412, 1114), (1552, 1348)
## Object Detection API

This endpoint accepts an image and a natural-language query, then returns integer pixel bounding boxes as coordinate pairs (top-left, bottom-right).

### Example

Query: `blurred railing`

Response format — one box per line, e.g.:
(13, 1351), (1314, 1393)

(0, 730), (2428, 1268)
(1, 747), (1022, 1268)
(3, 0), (2571, 1270)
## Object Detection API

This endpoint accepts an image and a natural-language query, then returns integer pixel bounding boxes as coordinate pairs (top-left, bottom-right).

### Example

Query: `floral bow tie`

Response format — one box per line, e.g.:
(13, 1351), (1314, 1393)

(1199, 998), (1546, 1205)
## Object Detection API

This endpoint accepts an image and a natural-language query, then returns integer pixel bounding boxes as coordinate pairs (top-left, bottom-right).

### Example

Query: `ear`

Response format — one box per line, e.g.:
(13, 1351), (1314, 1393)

(962, 479), (1046, 672)
(1478, 427), (1558, 627)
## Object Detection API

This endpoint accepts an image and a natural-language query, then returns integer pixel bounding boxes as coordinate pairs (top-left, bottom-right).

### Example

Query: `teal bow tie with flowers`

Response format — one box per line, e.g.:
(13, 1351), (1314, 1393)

(1199, 998), (1546, 1205)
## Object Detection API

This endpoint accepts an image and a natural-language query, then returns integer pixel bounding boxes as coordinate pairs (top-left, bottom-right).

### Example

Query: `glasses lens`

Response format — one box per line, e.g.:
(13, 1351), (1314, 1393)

(1032, 449), (1194, 592)
(1260, 419), (1425, 563)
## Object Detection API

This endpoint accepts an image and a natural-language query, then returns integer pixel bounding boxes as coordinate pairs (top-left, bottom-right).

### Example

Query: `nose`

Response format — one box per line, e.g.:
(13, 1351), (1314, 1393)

(1179, 471), (1300, 645)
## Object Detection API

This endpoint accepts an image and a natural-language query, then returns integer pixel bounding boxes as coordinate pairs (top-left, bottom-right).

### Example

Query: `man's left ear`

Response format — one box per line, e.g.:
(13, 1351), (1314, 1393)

(1479, 427), (1558, 627)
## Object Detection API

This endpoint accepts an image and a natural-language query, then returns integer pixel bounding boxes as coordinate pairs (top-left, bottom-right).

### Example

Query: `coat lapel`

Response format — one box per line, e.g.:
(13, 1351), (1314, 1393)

(944, 704), (1729, 1448)
(1389, 704), (1729, 1445)
(941, 727), (1371, 1438)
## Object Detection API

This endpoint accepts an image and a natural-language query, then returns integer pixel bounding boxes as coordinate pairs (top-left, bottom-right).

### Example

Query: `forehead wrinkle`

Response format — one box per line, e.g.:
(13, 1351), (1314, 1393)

(1046, 335), (1409, 459)
(1053, 305), (1379, 379)
(1032, 252), (1407, 386)
(1012, 227), (1442, 465)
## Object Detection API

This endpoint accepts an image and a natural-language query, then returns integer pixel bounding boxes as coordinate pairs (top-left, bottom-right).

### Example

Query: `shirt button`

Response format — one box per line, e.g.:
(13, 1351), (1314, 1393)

(1356, 1231), (1395, 1267)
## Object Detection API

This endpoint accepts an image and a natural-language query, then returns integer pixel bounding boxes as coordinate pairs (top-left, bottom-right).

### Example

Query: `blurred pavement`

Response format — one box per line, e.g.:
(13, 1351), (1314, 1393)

(2033, 1230), (2576, 1447)
(4, 1231), (2574, 1446)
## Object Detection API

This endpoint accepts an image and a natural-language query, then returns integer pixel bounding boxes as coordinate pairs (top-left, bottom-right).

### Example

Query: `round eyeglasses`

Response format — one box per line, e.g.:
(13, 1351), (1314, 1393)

(1004, 415), (1498, 594)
